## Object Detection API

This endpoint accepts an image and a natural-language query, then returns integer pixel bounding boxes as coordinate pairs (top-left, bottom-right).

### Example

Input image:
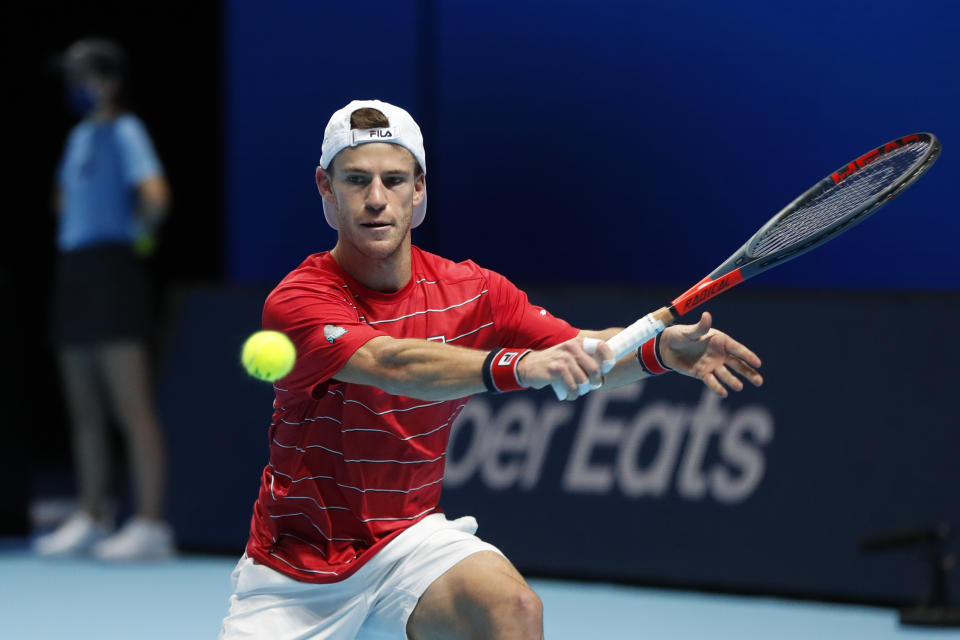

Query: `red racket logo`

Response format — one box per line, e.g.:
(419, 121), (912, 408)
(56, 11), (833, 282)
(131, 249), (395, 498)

(830, 134), (921, 184)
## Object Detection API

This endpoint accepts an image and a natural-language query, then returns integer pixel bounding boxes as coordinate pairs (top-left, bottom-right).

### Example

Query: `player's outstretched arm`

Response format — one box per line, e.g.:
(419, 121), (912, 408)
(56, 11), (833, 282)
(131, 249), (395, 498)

(334, 335), (610, 402)
(333, 313), (761, 401)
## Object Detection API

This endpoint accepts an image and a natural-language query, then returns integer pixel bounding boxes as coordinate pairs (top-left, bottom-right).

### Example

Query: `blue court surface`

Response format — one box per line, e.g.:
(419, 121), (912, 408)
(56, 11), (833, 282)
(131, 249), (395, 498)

(1, 544), (956, 639)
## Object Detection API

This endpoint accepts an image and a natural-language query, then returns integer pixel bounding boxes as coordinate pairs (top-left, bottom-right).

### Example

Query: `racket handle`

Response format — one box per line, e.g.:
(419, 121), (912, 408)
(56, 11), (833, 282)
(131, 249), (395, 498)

(607, 312), (668, 361)
(552, 379), (602, 400)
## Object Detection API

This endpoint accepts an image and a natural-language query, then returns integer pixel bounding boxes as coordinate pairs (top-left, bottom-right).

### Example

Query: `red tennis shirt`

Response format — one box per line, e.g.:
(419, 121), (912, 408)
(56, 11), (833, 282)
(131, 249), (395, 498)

(245, 246), (578, 583)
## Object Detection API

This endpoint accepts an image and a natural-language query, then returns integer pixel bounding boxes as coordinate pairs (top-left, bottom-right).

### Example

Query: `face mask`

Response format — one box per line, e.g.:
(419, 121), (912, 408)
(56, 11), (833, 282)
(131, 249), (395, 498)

(66, 84), (99, 117)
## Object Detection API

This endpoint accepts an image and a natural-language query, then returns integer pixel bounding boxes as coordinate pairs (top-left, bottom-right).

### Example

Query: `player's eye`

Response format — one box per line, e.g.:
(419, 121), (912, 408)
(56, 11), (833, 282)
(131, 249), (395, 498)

(383, 176), (406, 187)
(344, 175), (369, 186)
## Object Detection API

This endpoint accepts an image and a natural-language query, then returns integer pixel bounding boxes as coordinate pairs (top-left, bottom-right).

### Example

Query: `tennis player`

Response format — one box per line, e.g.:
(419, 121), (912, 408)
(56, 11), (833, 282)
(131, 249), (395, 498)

(219, 100), (763, 639)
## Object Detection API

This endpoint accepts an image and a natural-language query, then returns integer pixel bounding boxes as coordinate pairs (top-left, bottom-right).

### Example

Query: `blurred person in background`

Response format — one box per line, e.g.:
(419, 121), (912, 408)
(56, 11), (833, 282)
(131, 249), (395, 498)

(33, 37), (175, 560)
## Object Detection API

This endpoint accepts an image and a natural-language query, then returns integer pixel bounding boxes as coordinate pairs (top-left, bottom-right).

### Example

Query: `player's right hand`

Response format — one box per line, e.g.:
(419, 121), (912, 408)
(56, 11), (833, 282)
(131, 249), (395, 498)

(516, 337), (614, 401)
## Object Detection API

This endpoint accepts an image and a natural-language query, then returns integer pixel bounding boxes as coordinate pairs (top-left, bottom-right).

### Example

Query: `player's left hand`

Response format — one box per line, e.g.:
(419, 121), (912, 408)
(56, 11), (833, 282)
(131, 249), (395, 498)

(659, 312), (763, 397)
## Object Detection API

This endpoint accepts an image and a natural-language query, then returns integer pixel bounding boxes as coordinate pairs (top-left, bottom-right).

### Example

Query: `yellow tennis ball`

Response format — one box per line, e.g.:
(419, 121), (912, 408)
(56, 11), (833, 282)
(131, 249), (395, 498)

(241, 330), (296, 382)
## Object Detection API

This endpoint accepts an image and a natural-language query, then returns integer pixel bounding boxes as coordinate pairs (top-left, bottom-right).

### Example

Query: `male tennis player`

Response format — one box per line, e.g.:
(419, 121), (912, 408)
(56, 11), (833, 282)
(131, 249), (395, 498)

(219, 100), (763, 639)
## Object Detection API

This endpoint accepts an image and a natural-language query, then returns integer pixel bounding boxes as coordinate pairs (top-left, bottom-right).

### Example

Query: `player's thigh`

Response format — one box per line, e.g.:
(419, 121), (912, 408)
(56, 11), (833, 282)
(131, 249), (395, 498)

(406, 550), (543, 640)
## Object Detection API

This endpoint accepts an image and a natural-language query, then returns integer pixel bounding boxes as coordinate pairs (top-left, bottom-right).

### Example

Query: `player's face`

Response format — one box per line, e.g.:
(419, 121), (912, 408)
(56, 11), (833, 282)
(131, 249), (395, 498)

(321, 143), (424, 263)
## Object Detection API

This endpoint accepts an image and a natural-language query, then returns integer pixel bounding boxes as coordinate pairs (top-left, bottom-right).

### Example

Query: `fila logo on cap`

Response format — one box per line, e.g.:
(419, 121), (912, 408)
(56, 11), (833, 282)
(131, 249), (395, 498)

(351, 127), (398, 146)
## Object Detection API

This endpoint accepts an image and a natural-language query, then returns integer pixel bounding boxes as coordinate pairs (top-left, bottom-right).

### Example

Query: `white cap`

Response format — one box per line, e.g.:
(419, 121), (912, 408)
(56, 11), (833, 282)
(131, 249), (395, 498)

(319, 99), (427, 230)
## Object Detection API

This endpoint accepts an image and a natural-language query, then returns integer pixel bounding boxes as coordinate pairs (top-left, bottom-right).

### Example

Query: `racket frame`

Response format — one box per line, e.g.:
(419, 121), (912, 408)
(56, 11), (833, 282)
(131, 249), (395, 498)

(669, 132), (941, 318)
(603, 132), (941, 365)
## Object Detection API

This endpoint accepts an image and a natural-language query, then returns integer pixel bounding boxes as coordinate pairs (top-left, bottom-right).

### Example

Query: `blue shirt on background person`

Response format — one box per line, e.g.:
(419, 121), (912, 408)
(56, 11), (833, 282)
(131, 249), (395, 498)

(56, 113), (163, 251)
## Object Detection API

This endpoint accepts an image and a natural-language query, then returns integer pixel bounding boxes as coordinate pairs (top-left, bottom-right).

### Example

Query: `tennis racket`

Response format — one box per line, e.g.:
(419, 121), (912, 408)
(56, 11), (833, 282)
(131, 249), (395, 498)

(556, 132), (941, 399)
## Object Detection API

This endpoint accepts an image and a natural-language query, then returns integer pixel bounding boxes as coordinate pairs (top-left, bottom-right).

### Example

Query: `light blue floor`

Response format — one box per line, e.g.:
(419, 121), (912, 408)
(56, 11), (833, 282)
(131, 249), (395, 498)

(0, 548), (956, 639)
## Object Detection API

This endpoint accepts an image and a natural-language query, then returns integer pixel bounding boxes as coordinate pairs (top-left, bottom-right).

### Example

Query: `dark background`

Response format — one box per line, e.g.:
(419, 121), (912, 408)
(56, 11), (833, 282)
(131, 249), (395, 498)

(3, 0), (958, 609)
(4, 1), (222, 500)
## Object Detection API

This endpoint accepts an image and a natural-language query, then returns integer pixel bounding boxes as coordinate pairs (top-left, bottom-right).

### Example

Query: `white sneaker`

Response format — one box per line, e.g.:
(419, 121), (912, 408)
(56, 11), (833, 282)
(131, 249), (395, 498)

(33, 511), (111, 556)
(92, 517), (175, 561)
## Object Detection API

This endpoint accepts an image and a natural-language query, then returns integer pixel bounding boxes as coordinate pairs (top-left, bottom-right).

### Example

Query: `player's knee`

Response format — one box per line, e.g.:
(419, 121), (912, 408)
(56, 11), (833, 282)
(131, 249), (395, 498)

(513, 587), (543, 629)
(486, 585), (542, 638)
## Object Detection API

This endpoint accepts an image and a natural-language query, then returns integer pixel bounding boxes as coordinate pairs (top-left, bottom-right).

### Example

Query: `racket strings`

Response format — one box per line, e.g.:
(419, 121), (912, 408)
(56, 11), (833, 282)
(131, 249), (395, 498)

(749, 141), (929, 258)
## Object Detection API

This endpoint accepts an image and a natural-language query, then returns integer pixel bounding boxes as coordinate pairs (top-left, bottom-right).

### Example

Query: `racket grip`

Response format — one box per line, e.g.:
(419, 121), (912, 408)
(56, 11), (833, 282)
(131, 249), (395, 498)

(607, 313), (667, 361)
(551, 379), (598, 401)
(551, 380), (569, 401)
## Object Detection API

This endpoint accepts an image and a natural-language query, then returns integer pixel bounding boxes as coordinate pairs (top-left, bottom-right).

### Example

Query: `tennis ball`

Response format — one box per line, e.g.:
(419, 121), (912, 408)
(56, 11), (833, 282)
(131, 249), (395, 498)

(241, 330), (296, 382)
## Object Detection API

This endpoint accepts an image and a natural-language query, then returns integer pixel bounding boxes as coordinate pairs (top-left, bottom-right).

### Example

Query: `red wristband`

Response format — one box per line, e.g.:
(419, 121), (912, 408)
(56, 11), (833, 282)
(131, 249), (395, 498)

(484, 348), (532, 393)
(637, 335), (672, 376)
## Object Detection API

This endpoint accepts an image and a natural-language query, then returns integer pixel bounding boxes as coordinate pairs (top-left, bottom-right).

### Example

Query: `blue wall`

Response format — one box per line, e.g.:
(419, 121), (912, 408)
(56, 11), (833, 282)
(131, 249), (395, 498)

(226, 0), (959, 290)
(224, 0), (425, 281)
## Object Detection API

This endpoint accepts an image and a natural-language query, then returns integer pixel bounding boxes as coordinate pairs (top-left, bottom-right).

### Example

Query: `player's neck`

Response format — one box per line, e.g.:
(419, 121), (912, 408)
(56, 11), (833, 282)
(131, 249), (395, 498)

(331, 241), (412, 293)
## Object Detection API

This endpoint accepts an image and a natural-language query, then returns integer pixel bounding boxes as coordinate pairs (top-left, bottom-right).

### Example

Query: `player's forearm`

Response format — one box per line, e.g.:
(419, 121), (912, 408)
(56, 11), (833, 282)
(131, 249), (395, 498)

(337, 337), (488, 401)
(603, 352), (653, 388)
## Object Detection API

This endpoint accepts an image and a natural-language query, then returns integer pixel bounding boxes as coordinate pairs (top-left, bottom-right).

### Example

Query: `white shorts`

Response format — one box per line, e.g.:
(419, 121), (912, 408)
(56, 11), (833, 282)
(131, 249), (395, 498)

(218, 514), (503, 640)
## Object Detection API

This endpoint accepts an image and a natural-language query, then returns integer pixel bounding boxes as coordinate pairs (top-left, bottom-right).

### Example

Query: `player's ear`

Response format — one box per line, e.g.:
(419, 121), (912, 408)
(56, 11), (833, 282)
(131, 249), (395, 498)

(412, 173), (425, 206)
(316, 166), (334, 202)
